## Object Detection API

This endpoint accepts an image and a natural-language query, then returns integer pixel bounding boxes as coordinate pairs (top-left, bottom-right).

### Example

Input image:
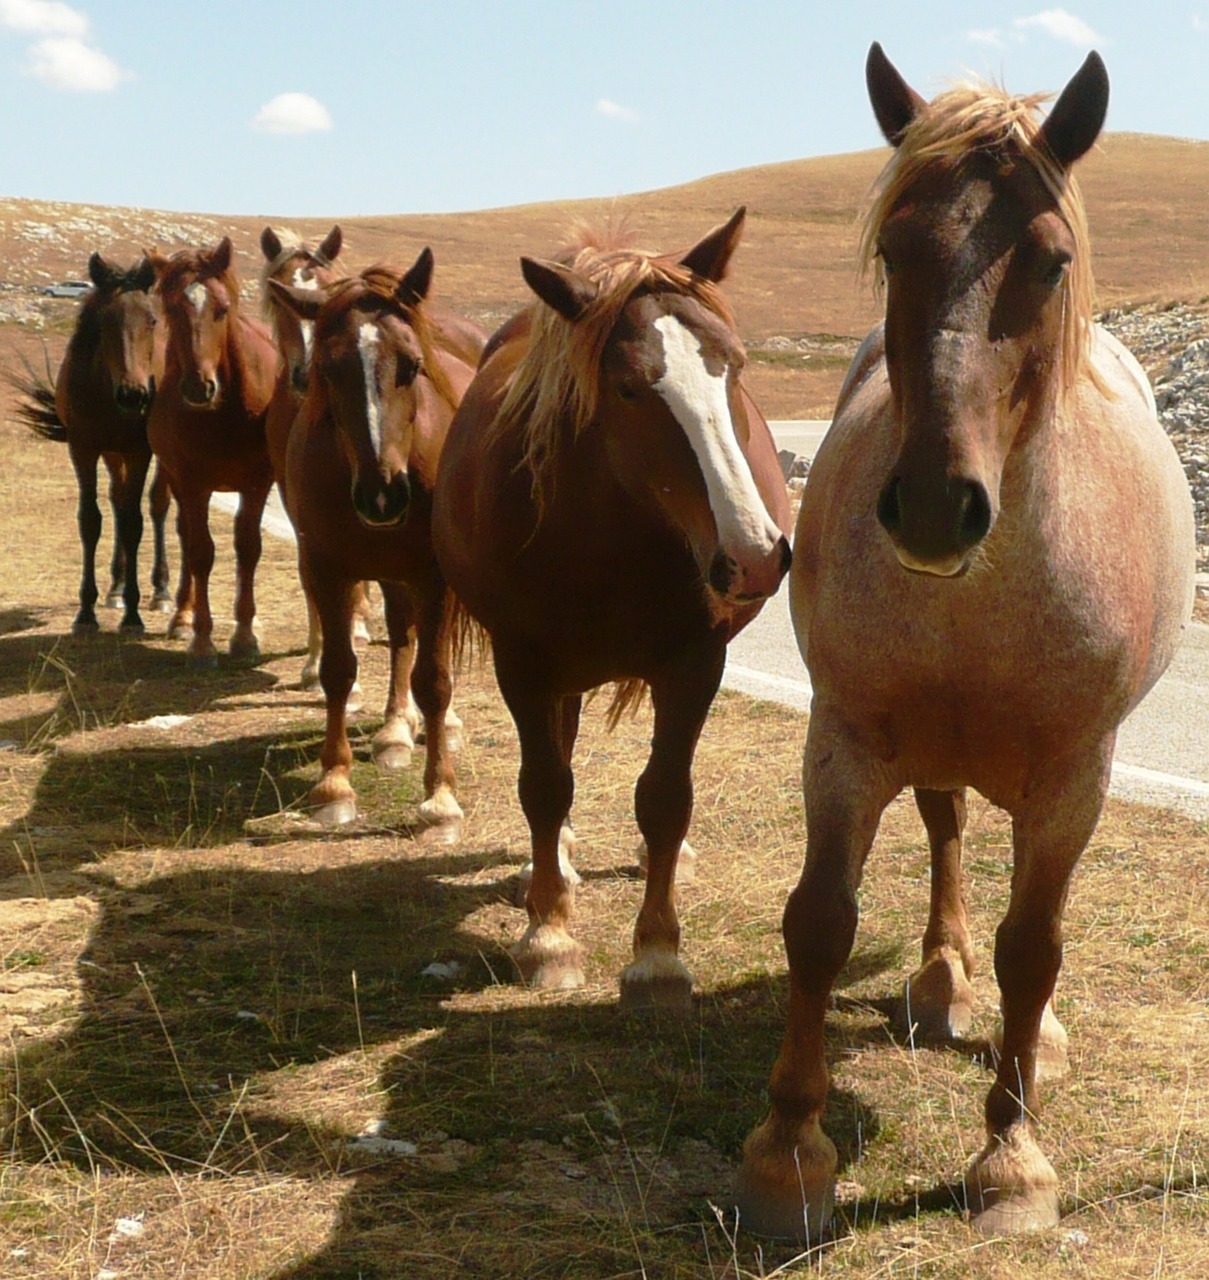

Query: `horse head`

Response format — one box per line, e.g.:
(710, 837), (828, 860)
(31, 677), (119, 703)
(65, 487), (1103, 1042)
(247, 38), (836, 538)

(85, 252), (159, 419)
(864, 43), (1108, 576)
(149, 236), (242, 410)
(269, 248), (436, 528)
(518, 208), (790, 606)
(259, 224), (343, 394)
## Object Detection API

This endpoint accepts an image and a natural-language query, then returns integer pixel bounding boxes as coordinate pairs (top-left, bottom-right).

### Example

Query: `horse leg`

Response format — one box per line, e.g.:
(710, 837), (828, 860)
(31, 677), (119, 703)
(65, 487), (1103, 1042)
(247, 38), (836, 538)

(175, 491), (216, 662)
(306, 565), (360, 824)
(352, 580), (373, 646)
(512, 696), (581, 905)
(737, 703), (899, 1241)
(372, 582), (419, 770)
(167, 485), (196, 641)
(898, 787), (977, 1040)
(620, 643), (724, 1012)
(300, 585), (324, 690)
(66, 444), (105, 634)
(965, 744), (1109, 1235)
(111, 450), (152, 634)
(230, 482), (269, 658)
(411, 584), (463, 841)
(104, 459), (126, 610)
(497, 651), (583, 989)
(148, 462), (173, 612)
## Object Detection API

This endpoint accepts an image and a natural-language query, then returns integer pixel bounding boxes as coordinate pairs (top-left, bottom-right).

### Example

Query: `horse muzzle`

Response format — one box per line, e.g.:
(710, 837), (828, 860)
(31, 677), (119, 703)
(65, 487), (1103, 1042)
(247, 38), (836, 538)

(181, 372), (221, 409)
(708, 534), (792, 602)
(114, 381), (154, 419)
(876, 473), (994, 576)
(352, 472), (411, 527)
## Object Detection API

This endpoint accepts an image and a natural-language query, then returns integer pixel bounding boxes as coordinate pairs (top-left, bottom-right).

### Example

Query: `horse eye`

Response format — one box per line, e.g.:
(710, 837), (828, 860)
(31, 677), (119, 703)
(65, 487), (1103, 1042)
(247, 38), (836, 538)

(1041, 254), (1071, 289)
(617, 383), (640, 402)
(876, 247), (896, 278)
(396, 356), (421, 386)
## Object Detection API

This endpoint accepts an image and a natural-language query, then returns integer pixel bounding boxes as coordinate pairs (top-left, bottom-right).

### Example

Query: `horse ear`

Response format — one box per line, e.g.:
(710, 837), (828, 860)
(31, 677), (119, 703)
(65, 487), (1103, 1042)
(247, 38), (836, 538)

(260, 227), (283, 261)
(866, 42), (926, 146)
(520, 257), (598, 321)
(211, 236), (234, 274)
(145, 248), (170, 280)
(318, 224), (343, 265)
(680, 206), (746, 282)
(88, 252), (110, 289)
(267, 277), (325, 321)
(396, 246), (435, 309)
(1038, 51), (1109, 169)
(133, 257), (157, 293)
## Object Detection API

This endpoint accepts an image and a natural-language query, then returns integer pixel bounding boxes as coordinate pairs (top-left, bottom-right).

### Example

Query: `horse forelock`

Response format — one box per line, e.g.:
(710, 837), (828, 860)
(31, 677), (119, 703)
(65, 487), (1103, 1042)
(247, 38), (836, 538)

(495, 237), (736, 508)
(158, 250), (240, 312)
(859, 79), (1096, 396)
(314, 266), (461, 410)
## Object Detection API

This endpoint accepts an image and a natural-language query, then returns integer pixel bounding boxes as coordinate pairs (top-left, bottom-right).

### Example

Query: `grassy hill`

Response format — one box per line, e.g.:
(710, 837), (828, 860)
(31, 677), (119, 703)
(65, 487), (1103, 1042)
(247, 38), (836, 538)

(3, 132), (1208, 417)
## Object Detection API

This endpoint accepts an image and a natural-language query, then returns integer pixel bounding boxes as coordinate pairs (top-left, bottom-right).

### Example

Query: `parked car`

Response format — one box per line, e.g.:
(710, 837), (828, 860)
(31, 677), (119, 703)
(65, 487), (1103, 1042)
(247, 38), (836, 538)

(43, 281), (92, 298)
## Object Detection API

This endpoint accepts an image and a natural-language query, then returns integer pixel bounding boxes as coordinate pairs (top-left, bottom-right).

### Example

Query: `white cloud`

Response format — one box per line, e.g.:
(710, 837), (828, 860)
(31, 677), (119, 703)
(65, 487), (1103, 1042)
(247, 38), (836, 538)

(596, 98), (639, 125)
(252, 92), (333, 135)
(24, 35), (128, 91)
(1013, 9), (1102, 46)
(0, 0), (88, 38)
(967, 28), (1008, 48)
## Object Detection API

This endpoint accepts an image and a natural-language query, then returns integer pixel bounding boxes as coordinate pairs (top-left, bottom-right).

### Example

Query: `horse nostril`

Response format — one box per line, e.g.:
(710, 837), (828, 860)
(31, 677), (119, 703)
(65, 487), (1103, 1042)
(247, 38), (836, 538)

(876, 476), (902, 535)
(958, 481), (992, 547)
(777, 535), (792, 577)
(708, 550), (735, 594)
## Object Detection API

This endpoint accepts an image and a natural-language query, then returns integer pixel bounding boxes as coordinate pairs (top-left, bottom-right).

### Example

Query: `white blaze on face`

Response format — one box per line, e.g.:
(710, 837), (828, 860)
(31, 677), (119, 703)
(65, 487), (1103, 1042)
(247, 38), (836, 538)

(185, 282), (207, 316)
(292, 266), (318, 364)
(651, 314), (781, 559)
(357, 322), (383, 457)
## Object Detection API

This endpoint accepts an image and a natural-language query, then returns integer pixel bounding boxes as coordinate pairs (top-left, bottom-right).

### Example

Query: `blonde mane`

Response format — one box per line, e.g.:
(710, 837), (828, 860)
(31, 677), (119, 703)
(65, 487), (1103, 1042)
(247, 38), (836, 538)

(858, 79), (1097, 396)
(494, 231), (736, 508)
(318, 265), (461, 410)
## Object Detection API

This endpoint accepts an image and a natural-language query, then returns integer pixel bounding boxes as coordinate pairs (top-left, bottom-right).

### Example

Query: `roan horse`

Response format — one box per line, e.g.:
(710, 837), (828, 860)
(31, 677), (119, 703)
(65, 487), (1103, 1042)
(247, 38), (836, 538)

(13, 253), (172, 633)
(259, 223), (368, 689)
(268, 251), (484, 833)
(433, 210), (792, 1007)
(147, 238), (279, 661)
(737, 47), (1195, 1240)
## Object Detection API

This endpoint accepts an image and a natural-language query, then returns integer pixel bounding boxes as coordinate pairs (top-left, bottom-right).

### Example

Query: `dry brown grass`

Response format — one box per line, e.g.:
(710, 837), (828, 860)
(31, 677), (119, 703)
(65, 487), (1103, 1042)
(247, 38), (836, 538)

(2, 140), (1208, 1277)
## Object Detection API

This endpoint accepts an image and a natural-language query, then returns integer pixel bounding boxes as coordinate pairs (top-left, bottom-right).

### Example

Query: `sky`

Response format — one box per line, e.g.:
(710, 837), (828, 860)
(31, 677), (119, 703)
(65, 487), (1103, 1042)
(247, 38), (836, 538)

(1, 1), (1206, 218)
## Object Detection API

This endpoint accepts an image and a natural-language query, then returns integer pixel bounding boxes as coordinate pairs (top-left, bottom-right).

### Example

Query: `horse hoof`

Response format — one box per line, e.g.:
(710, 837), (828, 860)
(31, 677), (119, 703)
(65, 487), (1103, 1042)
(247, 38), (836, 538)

(104, 591), (124, 610)
(636, 837), (698, 885)
(151, 593), (174, 614)
(188, 650), (219, 669)
(735, 1116), (837, 1242)
(309, 796), (358, 825)
(965, 1126), (1060, 1235)
(991, 1003), (1069, 1081)
(119, 618), (147, 637)
(418, 818), (462, 847)
(897, 946), (975, 1041)
(373, 741), (414, 772)
(345, 681), (364, 715)
(418, 786), (464, 831)
(229, 636), (260, 661)
(619, 951), (693, 1013)
(167, 618), (192, 641)
(512, 839), (581, 908)
(71, 619), (100, 637)
(512, 924), (585, 990)
(300, 663), (321, 691)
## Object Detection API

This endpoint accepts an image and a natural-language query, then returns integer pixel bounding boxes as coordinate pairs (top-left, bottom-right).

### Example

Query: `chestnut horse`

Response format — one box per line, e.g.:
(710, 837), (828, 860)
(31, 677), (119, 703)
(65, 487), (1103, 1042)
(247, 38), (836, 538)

(15, 254), (172, 633)
(433, 210), (792, 1008)
(269, 251), (484, 832)
(147, 238), (279, 661)
(259, 223), (364, 688)
(737, 47), (1195, 1240)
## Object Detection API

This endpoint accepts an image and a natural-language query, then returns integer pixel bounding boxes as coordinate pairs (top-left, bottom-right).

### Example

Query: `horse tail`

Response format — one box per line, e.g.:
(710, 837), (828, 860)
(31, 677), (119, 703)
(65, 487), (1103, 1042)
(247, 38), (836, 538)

(447, 591), (490, 670)
(603, 677), (650, 732)
(6, 350), (66, 443)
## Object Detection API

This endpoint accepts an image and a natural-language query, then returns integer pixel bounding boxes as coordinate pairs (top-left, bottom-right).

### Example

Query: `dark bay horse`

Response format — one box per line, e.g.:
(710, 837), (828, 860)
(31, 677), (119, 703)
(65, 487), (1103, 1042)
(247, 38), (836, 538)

(433, 210), (792, 1008)
(259, 224), (362, 688)
(737, 47), (1195, 1240)
(147, 238), (279, 661)
(14, 253), (172, 633)
(269, 251), (483, 832)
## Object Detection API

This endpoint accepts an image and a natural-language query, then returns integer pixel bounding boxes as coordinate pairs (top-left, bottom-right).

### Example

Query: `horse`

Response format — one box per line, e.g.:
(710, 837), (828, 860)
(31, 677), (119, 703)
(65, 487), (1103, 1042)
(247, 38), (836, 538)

(259, 223), (371, 689)
(11, 253), (173, 634)
(432, 209), (792, 1008)
(736, 46), (1195, 1241)
(268, 250), (484, 833)
(147, 237), (279, 662)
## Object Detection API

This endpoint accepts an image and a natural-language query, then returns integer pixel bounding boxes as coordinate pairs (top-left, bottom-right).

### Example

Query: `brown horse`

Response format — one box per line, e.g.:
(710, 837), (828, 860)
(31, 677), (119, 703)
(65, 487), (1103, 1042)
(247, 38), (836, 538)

(433, 210), (792, 1008)
(259, 223), (365, 688)
(737, 47), (1195, 1240)
(14, 253), (172, 634)
(147, 238), (279, 661)
(269, 251), (483, 831)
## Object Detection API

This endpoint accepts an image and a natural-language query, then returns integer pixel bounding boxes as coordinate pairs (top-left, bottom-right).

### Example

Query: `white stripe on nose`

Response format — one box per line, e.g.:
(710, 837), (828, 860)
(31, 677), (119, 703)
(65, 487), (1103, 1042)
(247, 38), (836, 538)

(185, 282), (207, 316)
(357, 322), (383, 456)
(652, 314), (782, 559)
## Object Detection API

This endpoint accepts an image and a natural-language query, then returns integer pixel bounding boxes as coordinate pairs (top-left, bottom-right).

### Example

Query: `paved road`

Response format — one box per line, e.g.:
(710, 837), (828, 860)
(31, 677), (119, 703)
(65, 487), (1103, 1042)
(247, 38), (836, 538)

(216, 419), (1209, 819)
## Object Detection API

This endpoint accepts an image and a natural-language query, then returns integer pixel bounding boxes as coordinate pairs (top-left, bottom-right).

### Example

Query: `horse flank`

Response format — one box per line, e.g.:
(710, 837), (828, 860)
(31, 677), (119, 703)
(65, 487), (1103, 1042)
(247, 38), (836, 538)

(857, 79), (1097, 398)
(493, 235), (736, 510)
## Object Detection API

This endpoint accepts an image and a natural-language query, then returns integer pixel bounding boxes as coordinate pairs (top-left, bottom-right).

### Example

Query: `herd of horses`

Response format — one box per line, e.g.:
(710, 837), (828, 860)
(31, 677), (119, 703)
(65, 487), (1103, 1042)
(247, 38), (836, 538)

(14, 48), (1196, 1245)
